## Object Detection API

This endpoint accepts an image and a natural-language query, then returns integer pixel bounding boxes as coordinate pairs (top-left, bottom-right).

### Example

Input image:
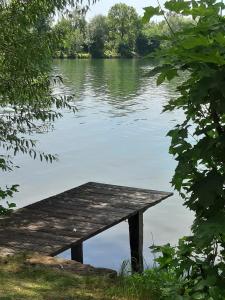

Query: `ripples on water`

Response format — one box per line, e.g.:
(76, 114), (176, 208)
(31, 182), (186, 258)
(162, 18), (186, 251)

(0, 59), (193, 270)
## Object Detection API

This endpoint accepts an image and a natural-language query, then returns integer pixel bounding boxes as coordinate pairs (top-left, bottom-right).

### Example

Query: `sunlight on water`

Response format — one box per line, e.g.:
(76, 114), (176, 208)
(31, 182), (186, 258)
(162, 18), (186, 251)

(0, 59), (193, 270)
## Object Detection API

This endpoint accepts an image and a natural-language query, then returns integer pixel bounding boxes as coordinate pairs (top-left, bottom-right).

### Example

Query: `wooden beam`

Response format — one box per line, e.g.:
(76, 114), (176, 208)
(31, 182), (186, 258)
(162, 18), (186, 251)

(128, 212), (143, 273)
(71, 243), (83, 263)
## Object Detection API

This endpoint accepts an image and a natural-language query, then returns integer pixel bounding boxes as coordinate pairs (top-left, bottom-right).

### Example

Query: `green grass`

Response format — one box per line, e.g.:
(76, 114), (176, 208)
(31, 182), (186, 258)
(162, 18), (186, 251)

(114, 268), (178, 300)
(0, 255), (177, 300)
(0, 255), (115, 300)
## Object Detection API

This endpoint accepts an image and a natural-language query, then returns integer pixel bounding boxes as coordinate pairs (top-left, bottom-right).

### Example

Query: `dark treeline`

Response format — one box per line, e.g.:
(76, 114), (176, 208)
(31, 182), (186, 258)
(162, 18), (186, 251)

(53, 3), (190, 59)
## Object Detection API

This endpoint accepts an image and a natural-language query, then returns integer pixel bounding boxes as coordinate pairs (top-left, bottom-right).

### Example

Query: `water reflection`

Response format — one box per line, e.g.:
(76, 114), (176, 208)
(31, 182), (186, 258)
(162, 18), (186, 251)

(54, 59), (89, 101)
(0, 59), (193, 271)
(90, 59), (144, 98)
(54, 59), (155, 117)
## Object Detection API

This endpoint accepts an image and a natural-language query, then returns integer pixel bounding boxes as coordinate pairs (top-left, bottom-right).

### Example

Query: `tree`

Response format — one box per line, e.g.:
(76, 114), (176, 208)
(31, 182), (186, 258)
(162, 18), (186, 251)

(135, 15), (192, 56)
(53, 8), (87, 58)
(54, 18), (73, 57)
(87, 15), (108, 58)
(0, 0), (96, 213)
(144, 0), (225, 298)
(135, 31), (160, 56)
(107, 3), (140, 57)
(68, 8), (87, 33)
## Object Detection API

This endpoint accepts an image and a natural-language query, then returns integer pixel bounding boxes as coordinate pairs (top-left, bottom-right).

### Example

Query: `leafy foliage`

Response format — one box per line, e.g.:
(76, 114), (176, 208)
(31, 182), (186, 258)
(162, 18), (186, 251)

(53, 3), (190, 59)
(107, 3), (140, 57)
(54, 9), (88, 58)
(88, 15), (108, 58)
(144, 0), (225, 298)
(0, 0), (98, 213)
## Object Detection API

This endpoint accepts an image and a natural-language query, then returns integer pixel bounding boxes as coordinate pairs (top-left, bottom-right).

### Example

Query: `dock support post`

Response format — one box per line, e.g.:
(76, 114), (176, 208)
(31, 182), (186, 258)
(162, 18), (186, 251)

(71, 243), (83, 263)
(128, 211), (143, 273)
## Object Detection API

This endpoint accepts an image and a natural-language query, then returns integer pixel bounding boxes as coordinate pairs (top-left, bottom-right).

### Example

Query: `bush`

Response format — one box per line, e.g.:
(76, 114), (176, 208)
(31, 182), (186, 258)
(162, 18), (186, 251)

(118, 42), (133, 58)
(104, 49), (120, 59)
(135, 33), (159, 56)
(77, 52), (91, 59)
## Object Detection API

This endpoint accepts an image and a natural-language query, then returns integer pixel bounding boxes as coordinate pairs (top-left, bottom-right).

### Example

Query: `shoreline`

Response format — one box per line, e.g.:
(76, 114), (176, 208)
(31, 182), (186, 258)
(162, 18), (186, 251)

(52, 56), (148, 60)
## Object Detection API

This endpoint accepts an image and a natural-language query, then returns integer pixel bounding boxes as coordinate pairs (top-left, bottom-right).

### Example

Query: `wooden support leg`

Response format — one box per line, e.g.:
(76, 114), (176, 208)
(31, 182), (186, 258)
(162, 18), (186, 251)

(71, 243), (83, 263)
(128, 211), (143, 273)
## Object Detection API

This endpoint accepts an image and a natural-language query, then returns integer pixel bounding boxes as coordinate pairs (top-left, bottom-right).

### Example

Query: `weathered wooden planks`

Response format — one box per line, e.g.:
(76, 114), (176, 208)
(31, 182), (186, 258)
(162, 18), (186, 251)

(0, 182), (172, 272)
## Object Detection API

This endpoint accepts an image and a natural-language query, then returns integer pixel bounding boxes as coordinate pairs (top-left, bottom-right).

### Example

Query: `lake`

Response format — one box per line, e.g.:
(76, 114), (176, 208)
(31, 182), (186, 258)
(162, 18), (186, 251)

(0, 59), (193, 270)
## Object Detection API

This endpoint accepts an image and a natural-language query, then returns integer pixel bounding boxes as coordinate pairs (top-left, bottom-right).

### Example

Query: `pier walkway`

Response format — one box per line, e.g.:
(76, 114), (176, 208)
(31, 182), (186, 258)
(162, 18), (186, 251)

(0, 182), (172, 273)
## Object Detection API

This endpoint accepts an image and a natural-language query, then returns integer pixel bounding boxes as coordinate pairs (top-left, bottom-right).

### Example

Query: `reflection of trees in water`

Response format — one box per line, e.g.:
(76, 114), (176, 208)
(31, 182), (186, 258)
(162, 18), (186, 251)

(53, 59), (90, 101)
(89, 59), (146, 101)
(53, 59), (182, 118)
(54, 59), (153, 115)
(55, 59), (143, 99)
(91, 59), (150, 117)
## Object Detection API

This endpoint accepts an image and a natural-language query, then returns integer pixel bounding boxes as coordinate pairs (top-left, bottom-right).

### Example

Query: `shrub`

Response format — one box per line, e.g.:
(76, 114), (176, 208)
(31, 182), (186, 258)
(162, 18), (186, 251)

(104, 49), (120, 59)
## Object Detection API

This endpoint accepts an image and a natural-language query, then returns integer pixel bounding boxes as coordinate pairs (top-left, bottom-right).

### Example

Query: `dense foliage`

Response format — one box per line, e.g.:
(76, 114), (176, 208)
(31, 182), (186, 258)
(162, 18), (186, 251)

(53, 4), (189, 59)
(0, 0), (97, 213)
(144, 0), (225, 298)
(88, 15), (108, 58)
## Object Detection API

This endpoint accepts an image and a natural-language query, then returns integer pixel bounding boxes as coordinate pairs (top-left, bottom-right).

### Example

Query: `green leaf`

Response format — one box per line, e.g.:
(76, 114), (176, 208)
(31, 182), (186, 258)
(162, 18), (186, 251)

(180, 36), (210, 49)
(165, 0), (191, 13)
(142, 6), (162, 23)
(166, 69), (178, 80)
(214, 32), (225, 46)
(192, 292), (207, 299)
(157, 73), (166, 85)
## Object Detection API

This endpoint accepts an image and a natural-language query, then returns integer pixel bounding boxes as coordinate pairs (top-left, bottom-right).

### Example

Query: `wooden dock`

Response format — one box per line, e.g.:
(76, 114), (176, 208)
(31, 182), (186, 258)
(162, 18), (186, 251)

(0, 182), (172, 273)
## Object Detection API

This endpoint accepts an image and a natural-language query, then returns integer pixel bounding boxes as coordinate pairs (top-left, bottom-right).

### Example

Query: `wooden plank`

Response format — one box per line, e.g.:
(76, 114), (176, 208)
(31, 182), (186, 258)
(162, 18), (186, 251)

(27, 200), (134, 218)
(56, 197), (143, 212)
(27, 198), (134, 215)
(128, 212), (143, 273)
(68, 193), (166, 213)
(18, 182), (170, 213)
(79, 182), (171, 197)
(0, 214), (104, 243)
(66, 188), (165, 203)
(61, 193), (157, 208)
(1, 215), (127, 248)
(0, 233), (66, 255)
(2, 209), (111, 227)
(64, 195), (148, 209)
(17, 182), (171, 214)
(34, 226), (98, 240)
(27, 206), (121, 225)
(0, 229), (76, 244)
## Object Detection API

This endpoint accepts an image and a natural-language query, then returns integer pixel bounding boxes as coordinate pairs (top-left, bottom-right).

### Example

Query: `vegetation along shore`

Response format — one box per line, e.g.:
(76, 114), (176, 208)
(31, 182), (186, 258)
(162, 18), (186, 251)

(53, 3), (191, 59)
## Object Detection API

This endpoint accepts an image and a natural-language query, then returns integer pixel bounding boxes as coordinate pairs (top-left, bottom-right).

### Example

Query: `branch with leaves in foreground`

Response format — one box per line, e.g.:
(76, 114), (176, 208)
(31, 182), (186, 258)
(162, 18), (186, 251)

(0, 0), (97, 214)
(144, 0), (225, 298)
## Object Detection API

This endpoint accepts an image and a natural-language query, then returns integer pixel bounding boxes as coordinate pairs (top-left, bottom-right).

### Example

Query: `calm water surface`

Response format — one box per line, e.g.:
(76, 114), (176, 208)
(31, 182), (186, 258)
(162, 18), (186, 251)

(1, 59), (193, 270)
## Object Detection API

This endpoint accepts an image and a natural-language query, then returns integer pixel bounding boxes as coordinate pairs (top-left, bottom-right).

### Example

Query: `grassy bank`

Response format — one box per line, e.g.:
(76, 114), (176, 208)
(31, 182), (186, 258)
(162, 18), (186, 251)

(0, 255), (112, 300)
(0, 255), (178, 300)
